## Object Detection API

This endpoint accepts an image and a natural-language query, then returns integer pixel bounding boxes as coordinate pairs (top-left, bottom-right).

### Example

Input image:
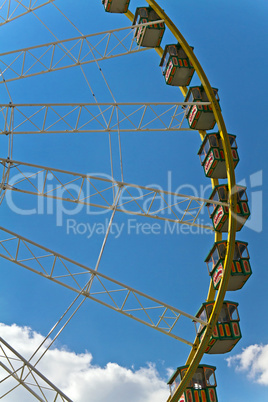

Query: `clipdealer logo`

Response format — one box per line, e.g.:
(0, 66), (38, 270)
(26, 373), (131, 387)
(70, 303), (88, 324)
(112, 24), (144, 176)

(66, 217), (213, 239)
(238, 170), (263, 233)
(3, 169), (263, 234)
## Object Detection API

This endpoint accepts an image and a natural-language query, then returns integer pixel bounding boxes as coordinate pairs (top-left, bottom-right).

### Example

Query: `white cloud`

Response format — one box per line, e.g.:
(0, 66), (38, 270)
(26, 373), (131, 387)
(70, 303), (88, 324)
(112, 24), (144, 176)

(0, 323), (170, 401)
(227, 344), (268, 385)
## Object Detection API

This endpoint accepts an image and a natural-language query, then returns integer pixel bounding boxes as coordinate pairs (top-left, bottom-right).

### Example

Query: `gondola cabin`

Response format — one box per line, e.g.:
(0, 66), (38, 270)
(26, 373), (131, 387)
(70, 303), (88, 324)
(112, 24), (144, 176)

(102, 0), (130, 13)
(198, 133), (239, 178)
(196, 301), (241, 354)
(133, 7), (165, 47)
(167, 365), (218, 402)
(184, 86), (219, 130)
(160, 44), (195, 86)
(205, 241), (252, 291)
(206, 185), (250, 232)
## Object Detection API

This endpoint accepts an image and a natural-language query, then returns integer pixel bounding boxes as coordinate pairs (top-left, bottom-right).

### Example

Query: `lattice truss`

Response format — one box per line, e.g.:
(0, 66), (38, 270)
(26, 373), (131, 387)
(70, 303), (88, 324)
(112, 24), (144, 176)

(0, 23), (154, 83)
(0, 158), (227, 228)
(0, 102), (211, 134)
(0, 226), (207, 346)
(0, 336), (71, 401)
(0, 0), (55, 26)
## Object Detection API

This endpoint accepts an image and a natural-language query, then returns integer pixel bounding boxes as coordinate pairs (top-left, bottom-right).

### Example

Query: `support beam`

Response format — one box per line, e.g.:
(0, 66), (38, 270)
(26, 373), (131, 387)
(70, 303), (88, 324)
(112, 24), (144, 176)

(0, 23), (154, 83)
(0, 0), (55, 26)
(0, 158), (225, 229)
(0, 336), (72, 401)
(0, 226), (207, 346)
(0, 102), (210, 134)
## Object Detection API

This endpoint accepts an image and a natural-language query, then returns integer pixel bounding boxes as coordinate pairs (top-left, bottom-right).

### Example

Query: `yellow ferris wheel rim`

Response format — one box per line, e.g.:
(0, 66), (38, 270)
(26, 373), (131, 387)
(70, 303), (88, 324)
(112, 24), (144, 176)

(124, 2), (237, 400)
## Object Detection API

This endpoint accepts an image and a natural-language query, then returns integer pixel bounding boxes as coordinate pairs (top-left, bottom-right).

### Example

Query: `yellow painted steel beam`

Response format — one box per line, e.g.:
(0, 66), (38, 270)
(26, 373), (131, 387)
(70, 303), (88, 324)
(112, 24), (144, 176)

(125, 2), (237, 401)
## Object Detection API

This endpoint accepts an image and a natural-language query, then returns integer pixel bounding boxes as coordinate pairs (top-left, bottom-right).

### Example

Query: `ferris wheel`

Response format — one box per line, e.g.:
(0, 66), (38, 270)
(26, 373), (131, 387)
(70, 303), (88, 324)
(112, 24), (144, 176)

(0, 1), (251, 401)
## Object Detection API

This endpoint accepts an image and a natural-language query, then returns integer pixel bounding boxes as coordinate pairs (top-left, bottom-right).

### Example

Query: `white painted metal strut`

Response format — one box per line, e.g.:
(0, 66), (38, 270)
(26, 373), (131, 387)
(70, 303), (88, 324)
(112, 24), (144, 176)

(0, 226), (207, 346)
(0, 158), (227, 229)
(0, 23), (156, 83)
(0, 0), (55, 26)
(0, 102), (210, 134)
(0, 336), (72, 401)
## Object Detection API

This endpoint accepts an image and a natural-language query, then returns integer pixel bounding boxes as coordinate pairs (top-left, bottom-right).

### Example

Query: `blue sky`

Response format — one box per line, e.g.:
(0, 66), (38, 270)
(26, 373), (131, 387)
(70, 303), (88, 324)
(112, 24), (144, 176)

(0, 0), (267, 401)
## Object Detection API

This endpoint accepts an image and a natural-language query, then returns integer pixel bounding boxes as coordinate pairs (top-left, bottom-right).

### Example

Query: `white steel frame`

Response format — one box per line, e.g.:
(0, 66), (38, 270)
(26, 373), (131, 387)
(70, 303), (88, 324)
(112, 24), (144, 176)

(0, 0), (55, 26)
(0, 102), (210, 134)
(0, 226), (207, 347)
(0, 336), (72, 401)
(0, 158), (228, 229)
(0, 23), (159, 83)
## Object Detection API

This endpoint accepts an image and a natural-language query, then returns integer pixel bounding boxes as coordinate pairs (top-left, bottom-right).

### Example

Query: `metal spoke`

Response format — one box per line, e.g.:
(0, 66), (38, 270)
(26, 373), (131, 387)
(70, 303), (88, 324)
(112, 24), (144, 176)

(0, 23), (155, 83)
(0, 226), (207, 346)
(0, 0), (55, 26)
(0, 158), (226, 229)
(0, 102), (211, 134)
(0, 337), (71, 401)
